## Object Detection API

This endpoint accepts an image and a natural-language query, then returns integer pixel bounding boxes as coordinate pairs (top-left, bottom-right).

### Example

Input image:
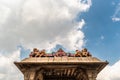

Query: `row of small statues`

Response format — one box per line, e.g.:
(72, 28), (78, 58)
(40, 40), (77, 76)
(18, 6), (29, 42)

(29, 48), (92, 57)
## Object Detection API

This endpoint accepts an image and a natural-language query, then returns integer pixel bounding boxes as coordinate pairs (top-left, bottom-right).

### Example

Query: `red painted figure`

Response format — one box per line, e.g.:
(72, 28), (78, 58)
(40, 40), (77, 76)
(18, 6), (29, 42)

(56, 48), (66, 57)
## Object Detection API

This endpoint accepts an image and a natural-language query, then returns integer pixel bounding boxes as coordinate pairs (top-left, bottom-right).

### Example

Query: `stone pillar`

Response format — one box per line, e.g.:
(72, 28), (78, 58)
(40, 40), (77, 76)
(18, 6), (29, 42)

(35, 69), (44, 80)
(24, 69), (36, 80)
(24, 71), (29, 80)
(87, 70), (97, 80)
(76, 68), (89, 80)
(29, 70), (36, 80)
(36, 72), (43, 80)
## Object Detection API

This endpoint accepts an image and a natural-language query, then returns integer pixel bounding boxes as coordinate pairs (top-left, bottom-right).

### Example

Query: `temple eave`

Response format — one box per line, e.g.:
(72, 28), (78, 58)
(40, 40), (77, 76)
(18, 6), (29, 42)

(14, 59), (108, 74)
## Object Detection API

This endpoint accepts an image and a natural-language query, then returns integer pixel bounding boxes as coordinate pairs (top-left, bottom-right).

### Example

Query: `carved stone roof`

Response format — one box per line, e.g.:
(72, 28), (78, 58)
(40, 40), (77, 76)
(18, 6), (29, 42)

(14, 48), (108, 80)
(14, 57), (108, 75)
(21, 57), (102, 63)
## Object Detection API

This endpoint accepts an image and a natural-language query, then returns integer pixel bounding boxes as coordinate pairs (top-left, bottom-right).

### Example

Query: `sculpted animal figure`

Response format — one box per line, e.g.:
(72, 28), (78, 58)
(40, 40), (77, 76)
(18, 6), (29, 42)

(75, 50), (82, 57)
(81, 48), (92, 57)
(39, 49), (47, 57)
(29, 48), (39, 57)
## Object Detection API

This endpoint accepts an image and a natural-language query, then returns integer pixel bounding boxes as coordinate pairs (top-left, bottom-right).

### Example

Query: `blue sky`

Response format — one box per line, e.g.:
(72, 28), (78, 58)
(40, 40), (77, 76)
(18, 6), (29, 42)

(18, 0), (120, 65)
(80, 0), (120, 64)
(0, 0), (120, 80)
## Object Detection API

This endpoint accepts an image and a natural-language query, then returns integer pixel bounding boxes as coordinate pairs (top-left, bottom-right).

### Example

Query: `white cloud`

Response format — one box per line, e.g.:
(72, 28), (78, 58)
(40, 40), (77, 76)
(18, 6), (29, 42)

(97, 60), (120, 80)
(0, 0), (92, 80)
(0, 0), (92, 52)
(112, 17), (120, 22)
(76, 19), (85, 29)
(0, 4), (11, 25)
(100, 35), (104, 40)
(0, 50), (22, 80)
(112, 2), (116, 6)
(112, 1), (120, 22)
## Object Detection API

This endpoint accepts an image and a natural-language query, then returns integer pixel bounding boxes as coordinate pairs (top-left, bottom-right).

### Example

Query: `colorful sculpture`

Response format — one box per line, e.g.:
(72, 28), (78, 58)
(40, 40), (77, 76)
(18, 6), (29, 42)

(39, 49), (47, 57)
(55, 48), (66, 57)
(29, 48), (92, 57)
(75, 50), (82, 57)
(81, 48), (92, 57)
(29, 48), (39, 57)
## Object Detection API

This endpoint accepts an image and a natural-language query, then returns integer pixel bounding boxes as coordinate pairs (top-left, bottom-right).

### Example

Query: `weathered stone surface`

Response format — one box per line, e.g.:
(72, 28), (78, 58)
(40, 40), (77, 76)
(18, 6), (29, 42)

(14, 56), (108, 80)
(14, 47), (108, 80)
(21, 57), (101, 63)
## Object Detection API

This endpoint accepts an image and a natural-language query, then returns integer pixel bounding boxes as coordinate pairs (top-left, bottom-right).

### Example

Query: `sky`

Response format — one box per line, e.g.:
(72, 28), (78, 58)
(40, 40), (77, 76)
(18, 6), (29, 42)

(0, 0), (120, 80)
